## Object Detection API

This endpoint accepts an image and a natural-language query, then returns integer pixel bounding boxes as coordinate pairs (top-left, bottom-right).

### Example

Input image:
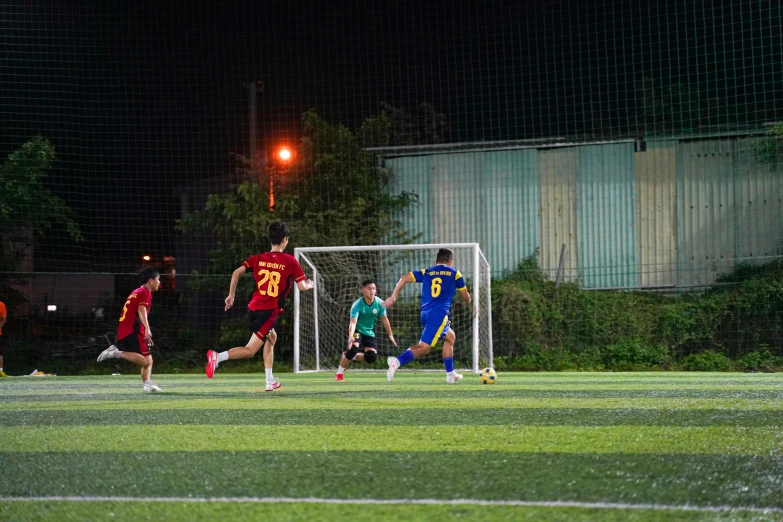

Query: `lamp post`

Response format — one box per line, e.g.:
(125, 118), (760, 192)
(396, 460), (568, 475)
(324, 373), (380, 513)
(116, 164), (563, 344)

(270, 145), (293, 212)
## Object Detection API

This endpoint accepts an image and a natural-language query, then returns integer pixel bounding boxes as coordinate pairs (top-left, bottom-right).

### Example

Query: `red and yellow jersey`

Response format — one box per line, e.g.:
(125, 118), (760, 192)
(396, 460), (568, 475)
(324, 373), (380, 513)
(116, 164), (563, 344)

(0, 301), (6, 335)
(243, 252), (306, 311)
(117, 287), (152, 340)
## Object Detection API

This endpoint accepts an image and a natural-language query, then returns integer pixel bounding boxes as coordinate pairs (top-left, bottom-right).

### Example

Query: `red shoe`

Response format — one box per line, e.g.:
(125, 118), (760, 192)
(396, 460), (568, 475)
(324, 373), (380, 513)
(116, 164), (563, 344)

(206, 350), (218, 379)
(265, 381), (281, 392)
(335, 373), (344, 381)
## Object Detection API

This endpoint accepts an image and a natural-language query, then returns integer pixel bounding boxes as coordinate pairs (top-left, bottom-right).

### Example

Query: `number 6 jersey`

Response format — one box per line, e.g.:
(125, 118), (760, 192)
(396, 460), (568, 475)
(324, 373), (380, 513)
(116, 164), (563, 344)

(409, 265), (466, 317)
(243, 252), (306, 310)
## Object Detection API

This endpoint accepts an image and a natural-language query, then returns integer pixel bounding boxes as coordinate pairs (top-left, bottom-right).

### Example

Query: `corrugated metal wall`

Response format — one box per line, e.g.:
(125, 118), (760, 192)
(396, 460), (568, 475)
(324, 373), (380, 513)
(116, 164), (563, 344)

(538, 148), (578, 281)
(386, 136), (783, 288)
(576, 144), (638, 288)
(677, 140), (737, 286)
(635, 147), (677, 287)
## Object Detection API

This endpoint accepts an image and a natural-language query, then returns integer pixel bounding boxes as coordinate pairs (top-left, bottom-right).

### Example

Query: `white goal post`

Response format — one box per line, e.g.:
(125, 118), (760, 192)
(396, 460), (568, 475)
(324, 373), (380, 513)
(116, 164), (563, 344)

(294, 243), (493, 374)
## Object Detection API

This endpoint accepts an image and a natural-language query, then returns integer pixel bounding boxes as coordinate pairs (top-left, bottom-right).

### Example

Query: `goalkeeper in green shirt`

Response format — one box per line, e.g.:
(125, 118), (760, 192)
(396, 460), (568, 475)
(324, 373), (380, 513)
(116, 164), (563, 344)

(336, 279), (397, 381)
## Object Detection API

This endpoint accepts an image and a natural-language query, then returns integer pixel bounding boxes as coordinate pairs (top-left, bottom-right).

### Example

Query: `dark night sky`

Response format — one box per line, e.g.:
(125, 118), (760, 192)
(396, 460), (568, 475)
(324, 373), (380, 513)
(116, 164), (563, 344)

(1, 0), (781, 272)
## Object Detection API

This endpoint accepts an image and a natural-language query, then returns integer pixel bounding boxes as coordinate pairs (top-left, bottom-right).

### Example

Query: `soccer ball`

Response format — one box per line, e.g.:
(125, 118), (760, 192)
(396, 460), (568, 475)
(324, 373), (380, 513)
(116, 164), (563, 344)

(480, 368), (497, 384)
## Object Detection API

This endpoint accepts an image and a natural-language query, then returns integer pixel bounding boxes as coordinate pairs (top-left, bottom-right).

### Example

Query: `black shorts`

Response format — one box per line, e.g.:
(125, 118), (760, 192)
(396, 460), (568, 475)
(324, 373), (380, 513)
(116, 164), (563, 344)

(117, 333), (150, 357)
(351, 333), (378, 350)
(249, 308), (282, 340)
(0, 335), (5, 356)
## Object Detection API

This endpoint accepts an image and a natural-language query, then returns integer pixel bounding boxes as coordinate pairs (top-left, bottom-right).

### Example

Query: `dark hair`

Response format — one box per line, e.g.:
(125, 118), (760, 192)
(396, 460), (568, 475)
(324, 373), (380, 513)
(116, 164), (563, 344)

(140, 267), (159, 285)
(361, 279), (375, 287)
(268, 220), (291, 246)
(436, 248), (453, 264)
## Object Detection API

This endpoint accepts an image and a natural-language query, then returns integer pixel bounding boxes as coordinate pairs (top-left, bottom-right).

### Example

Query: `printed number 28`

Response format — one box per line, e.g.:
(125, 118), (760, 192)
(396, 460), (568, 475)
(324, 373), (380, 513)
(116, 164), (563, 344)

(258, 270), (281, 297)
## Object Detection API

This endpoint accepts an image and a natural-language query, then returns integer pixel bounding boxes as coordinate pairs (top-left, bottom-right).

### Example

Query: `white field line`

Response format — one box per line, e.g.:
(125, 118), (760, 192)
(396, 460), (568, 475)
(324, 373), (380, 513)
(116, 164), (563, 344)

(0, 496), (781, 514)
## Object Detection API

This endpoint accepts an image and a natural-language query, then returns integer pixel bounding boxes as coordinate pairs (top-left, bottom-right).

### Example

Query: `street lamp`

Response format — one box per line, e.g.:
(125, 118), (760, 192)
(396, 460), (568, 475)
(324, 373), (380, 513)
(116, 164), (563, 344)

(270, 144), (294, 212)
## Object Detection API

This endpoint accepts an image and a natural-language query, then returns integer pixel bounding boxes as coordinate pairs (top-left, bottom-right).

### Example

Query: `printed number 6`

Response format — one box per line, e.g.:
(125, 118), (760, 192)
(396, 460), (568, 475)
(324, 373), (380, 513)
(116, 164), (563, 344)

(431, 277), (442, 298)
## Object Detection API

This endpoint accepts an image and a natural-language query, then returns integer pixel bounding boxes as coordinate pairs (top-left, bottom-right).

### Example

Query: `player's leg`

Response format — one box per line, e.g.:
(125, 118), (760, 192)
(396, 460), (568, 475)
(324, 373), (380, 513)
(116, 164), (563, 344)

(336, 341), (361, 380)
(206, 333), (263, 378)
(387, 314), (448, 382)
(441, 329), (462, 384)
(0, 337), (6, 377)
(361, 348), (378, 364)
(141, 354), (153, 381)
(206, 308), (278, 378)
(140, 354), (163, 392)
(102, 335), (161, 392)
(262, 328), (281, 390)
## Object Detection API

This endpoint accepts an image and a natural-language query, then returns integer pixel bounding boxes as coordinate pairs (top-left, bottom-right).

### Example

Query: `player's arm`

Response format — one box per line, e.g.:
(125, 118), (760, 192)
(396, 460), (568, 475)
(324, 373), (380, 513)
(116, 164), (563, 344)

(382, 272), (416, 309)
(346, 317), (358, 350)
(0, 314), (6, 330)
(291, 259), (314, 291)
(380, 314), (397, 346)
(137, 305), (152, 342)
(458, 288), (477, 318)
(225, 265), (247, 311)
(455, 270), (476, 318)
(297, 278), (314, 292)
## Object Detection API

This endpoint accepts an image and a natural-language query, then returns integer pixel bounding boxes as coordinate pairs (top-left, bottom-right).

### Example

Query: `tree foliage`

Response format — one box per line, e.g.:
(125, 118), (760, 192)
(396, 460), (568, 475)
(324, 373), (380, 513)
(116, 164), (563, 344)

(357, 103), (450, 147)
(177, 110), (419, 274)
(630, 77), (732, 135)
(753, 121), (783, 167)
(0, 136), (83, 303)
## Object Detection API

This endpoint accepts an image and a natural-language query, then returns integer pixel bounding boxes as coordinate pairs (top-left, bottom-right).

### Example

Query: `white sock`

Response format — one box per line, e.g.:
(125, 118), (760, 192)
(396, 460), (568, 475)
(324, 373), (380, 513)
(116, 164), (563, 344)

(113, 349), (123, 359)
(217, 351), (229, 364)
(265, 368), (274, 382)
(447, 370), (457, 376)
(336, 366), (345, 375)
(0, 367), (3, 372)
(144, 379), (152, 386)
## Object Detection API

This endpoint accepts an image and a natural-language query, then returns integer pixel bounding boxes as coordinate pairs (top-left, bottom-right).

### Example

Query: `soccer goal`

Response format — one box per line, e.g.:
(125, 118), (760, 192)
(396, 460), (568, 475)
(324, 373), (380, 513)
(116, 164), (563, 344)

(294, 243), (493, 374)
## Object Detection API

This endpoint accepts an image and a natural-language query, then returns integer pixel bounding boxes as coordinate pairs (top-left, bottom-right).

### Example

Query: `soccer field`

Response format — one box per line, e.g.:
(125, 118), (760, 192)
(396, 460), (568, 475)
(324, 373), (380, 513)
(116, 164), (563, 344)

(1, 372), (782, 522)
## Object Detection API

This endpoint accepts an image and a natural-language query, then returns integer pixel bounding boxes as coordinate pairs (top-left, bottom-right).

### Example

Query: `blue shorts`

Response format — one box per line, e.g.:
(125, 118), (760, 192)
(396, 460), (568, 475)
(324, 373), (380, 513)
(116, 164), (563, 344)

(419, 312), (450, 346)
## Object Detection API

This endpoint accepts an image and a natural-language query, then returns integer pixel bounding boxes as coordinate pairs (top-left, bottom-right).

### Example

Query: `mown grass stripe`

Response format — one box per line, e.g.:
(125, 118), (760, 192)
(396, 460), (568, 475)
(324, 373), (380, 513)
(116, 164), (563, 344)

(2, 452), (781, 509)
(2, 425), (781, 454)
(0, 501), (783, 522)
(3, 383), (782, 398)
(3, 397), (781, 412)
(2, 407), (782, 427)
(1, 496), (780, 514)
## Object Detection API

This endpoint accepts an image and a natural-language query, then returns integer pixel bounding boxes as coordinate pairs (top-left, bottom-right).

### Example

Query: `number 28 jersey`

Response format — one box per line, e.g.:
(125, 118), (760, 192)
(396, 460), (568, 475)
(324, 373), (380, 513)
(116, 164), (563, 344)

(409, 265), (466, 317)
(243, 252), (306, 311)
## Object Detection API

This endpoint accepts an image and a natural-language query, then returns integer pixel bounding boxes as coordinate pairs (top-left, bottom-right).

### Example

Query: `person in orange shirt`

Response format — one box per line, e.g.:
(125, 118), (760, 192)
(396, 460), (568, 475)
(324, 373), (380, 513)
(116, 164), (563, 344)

(0, 301), (7, 377)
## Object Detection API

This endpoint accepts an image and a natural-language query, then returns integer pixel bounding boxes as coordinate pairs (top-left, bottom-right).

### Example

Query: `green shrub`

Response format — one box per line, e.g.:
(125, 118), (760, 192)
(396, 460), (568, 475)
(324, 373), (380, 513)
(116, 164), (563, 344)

(681, 351), (733, 372)
(603, 339), (666, 370)
(490, 255), (783, 371)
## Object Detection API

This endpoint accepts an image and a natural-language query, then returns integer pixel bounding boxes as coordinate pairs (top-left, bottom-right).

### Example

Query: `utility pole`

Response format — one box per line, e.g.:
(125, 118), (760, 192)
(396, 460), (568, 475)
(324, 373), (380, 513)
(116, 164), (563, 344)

(243, 80), (264, 171)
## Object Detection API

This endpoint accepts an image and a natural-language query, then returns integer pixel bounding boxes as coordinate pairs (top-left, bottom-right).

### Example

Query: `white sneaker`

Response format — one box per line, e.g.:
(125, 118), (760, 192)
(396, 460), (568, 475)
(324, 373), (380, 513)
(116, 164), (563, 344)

(386, 357), (400, 382)
(97, 345), (119, 362)
(265, 381), (281, 392)
(143, 383), (163, 393)
(446, 372), (463, 384)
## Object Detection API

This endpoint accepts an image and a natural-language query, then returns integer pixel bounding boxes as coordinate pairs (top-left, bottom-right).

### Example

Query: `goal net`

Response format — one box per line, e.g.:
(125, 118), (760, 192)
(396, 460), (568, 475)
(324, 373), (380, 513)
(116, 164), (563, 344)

(294, 243), (492, 374)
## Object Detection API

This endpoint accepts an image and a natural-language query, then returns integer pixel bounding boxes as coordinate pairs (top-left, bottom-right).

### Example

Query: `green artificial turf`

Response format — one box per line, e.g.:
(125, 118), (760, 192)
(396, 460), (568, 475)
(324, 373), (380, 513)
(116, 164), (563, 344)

(1, 372), (781, 522)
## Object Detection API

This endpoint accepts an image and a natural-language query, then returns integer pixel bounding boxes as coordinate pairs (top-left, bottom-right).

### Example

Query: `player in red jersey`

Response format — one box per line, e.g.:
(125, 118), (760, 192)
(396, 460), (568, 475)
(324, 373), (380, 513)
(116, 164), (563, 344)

(206, 220), (314, 391)
(97, 267), (163, 393)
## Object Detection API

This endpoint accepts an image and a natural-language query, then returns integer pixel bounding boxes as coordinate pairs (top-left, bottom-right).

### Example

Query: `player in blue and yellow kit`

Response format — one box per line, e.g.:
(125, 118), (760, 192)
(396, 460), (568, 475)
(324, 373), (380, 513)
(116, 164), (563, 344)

(383, 248), (475, 384)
